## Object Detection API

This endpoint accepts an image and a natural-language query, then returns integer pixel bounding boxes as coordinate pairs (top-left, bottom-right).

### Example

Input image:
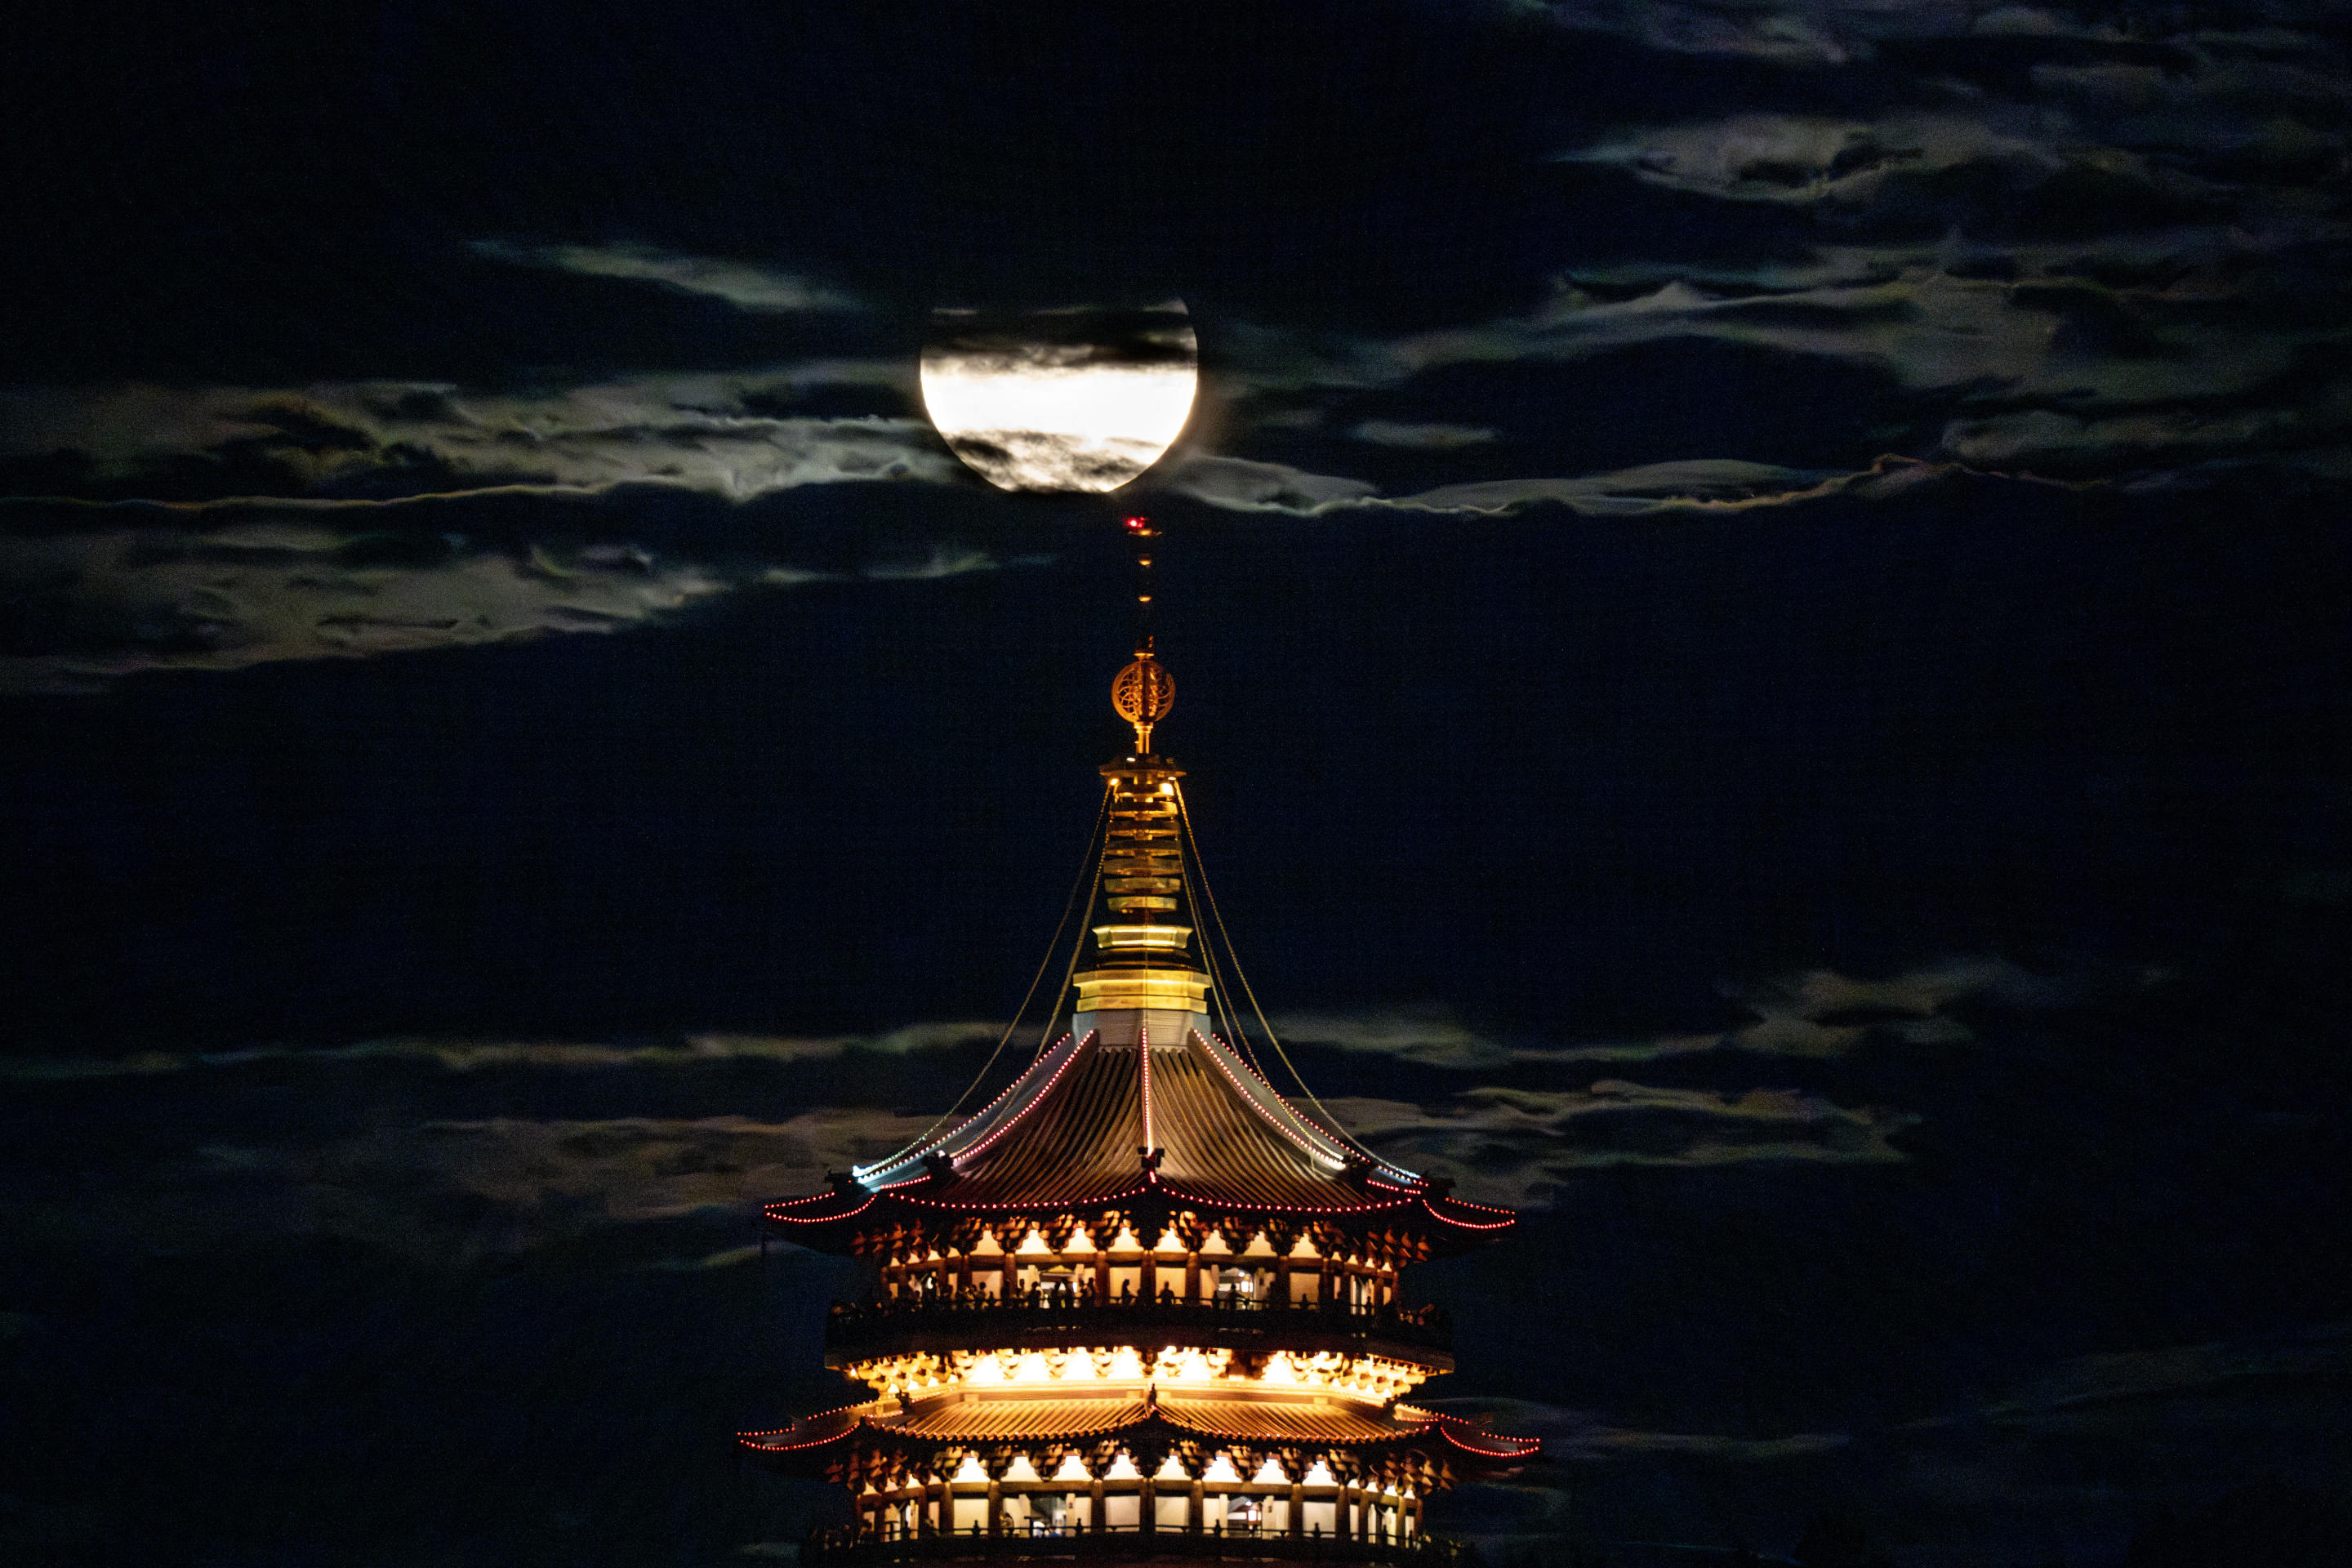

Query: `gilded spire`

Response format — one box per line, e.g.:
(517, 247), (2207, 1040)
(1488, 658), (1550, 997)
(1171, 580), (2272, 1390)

(1111, 515), (1174, 754)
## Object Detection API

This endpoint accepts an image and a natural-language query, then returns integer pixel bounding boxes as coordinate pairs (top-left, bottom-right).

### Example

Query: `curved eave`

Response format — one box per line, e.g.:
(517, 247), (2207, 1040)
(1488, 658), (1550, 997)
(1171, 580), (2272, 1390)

(739, 1397), (1534, 1472)
(764, 1181), (1515, 1255)
(1429, 1423), (1542, 1464)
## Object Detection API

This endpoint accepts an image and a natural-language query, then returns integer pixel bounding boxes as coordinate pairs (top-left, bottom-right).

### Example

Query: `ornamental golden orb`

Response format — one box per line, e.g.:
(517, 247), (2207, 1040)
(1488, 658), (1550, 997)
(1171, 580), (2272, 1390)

(1111, 653), (1175, 753)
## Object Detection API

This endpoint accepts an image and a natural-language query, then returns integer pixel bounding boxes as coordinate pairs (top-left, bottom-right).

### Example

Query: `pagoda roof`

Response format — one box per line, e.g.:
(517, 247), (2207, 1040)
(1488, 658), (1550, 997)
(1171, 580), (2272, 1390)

(739, 1390), (1539, 1466)
(764, 1025), (1517, 1246)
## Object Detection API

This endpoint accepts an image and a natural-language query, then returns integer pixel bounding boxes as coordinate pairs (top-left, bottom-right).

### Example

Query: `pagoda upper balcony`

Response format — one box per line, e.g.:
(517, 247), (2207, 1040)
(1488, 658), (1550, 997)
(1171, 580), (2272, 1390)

(824, 1293), (1454, 1370)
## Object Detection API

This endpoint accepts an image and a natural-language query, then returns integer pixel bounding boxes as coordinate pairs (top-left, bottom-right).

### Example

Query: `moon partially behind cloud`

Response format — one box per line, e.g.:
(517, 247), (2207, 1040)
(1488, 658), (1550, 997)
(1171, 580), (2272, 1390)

(920, 302), (1199, 493)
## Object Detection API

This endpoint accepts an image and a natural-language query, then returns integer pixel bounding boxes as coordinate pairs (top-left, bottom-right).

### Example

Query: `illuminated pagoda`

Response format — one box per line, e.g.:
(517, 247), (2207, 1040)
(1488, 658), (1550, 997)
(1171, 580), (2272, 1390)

(743, 519), (1535, 1561)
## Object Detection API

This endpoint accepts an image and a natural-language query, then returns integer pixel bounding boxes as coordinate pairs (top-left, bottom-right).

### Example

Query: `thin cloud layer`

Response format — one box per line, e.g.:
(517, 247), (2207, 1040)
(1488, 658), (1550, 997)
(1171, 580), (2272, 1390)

(1273, 957), (2076, 1070)
(1419, 1398), (1851, 1463)
(1974, 1321), (2352, 1426)
(1330, 1082), (1917, 1205)
(1182, 7), (2352, 505)
(0, 512), (734, 693)
(1, 1022), (1005, 1082)
(470, 241), (864, 314)
(0, 373), (951, 503)
(0, 1106), (938, 1263)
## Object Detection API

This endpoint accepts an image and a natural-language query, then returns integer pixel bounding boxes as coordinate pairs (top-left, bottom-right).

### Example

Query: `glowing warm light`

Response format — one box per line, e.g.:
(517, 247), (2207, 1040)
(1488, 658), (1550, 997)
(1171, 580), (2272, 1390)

(1054, 1452), (1091, 1481)
(1093, 924), (1192, 951)
(1014, 1352), (1054, 1382)
(1202, 1456), (1241, 1484)
(1004, 1455), (1041, 1483)
(966, 1356), (1004, 1385)
(1174, 1350), (1213, 1382)
(952, 1455), (987, 1483)
(1261, 1352), (1297, 1385)
(1155, 1454), (1188, 1481)
(1254, 1459), (1288, 1486)
(1305, 1461), (1336, 1486)
(1107, 1454), (1142, 1481)
(920, 303), (1198, 494)
(1108, 1348), (1147, 1380)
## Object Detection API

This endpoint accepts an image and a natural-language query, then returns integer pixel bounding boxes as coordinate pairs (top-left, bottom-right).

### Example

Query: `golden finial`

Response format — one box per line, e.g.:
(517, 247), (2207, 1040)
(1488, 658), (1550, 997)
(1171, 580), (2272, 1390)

(1111, 514), (1174, 753)
(1112, 652), (1175, 754)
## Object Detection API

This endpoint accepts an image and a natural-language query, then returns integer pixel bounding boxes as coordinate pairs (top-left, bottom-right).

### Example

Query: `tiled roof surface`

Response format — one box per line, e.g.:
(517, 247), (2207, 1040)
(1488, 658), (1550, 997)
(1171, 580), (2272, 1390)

(1152, 1397), (1429, 1445)
(889, 1398), (1150, 1440)
(763, 1026), (1520, 1244)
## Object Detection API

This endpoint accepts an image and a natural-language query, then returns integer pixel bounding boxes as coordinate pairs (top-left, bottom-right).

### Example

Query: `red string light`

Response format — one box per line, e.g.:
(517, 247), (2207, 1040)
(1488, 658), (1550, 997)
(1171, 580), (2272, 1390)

(866, 1031), (1083, 1183)
(1187, 1028), (1350, 1166)
(951, 1031), (1098, 1165)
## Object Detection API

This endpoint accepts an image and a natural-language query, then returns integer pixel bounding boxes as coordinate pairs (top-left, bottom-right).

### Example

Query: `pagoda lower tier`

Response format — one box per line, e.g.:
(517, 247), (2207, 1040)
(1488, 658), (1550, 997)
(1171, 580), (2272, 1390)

(746, 1378), (1534, 1552)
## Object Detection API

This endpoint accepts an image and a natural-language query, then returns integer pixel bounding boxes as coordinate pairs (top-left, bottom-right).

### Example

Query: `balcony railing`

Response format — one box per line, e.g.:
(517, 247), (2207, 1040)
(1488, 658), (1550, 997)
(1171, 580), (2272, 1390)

(824, 1294), (1454, 1361)
(805, 1523), (1469, 1568)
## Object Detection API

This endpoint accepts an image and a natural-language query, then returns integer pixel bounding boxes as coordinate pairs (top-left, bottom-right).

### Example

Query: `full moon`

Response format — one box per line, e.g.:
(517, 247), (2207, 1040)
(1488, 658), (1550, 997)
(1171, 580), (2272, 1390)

(920, 301), (1199, 493)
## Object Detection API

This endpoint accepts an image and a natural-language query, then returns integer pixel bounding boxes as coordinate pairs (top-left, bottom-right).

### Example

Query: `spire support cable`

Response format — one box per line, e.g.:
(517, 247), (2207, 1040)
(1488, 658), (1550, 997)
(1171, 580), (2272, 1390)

(1173, 782), (1401, 1174)
(1175, 814), (1266, 1083)
(854, 781), (1112, 1178)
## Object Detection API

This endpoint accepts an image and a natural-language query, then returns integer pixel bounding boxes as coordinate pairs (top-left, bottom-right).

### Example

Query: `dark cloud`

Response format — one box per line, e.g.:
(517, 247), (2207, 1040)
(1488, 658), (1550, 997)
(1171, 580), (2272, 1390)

(2, 1087), (934, 1263)
(925, 303), (1200, 369)
(1333, 1082), (1917, 1204)
(1, 1022), (1004, 1083)
(0, 373), (954, 505)
(1423, 1397), (1851, 1461)
(1348, 421), (1499, 449)
(1276, 957), (2081, 1071)
(2, 5), (2349, 1563)
(0, 507), (735, 693)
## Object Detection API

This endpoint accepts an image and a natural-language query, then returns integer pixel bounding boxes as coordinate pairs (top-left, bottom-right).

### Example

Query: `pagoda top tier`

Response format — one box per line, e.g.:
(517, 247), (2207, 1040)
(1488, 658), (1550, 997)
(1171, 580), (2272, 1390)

(764, 576), (1517, 1256)
(766, 1013), (1511, 1252)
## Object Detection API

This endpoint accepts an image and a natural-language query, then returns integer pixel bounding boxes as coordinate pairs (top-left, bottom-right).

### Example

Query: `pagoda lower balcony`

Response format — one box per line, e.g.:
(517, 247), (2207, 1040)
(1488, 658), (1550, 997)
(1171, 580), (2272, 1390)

(804, 1523), (1468, 1568)
(824, 1297), (1453, 1370)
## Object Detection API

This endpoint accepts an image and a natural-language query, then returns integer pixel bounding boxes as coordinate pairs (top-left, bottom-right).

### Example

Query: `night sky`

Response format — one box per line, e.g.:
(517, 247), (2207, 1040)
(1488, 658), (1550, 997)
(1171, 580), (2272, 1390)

(5, 4), (2351, 1566)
